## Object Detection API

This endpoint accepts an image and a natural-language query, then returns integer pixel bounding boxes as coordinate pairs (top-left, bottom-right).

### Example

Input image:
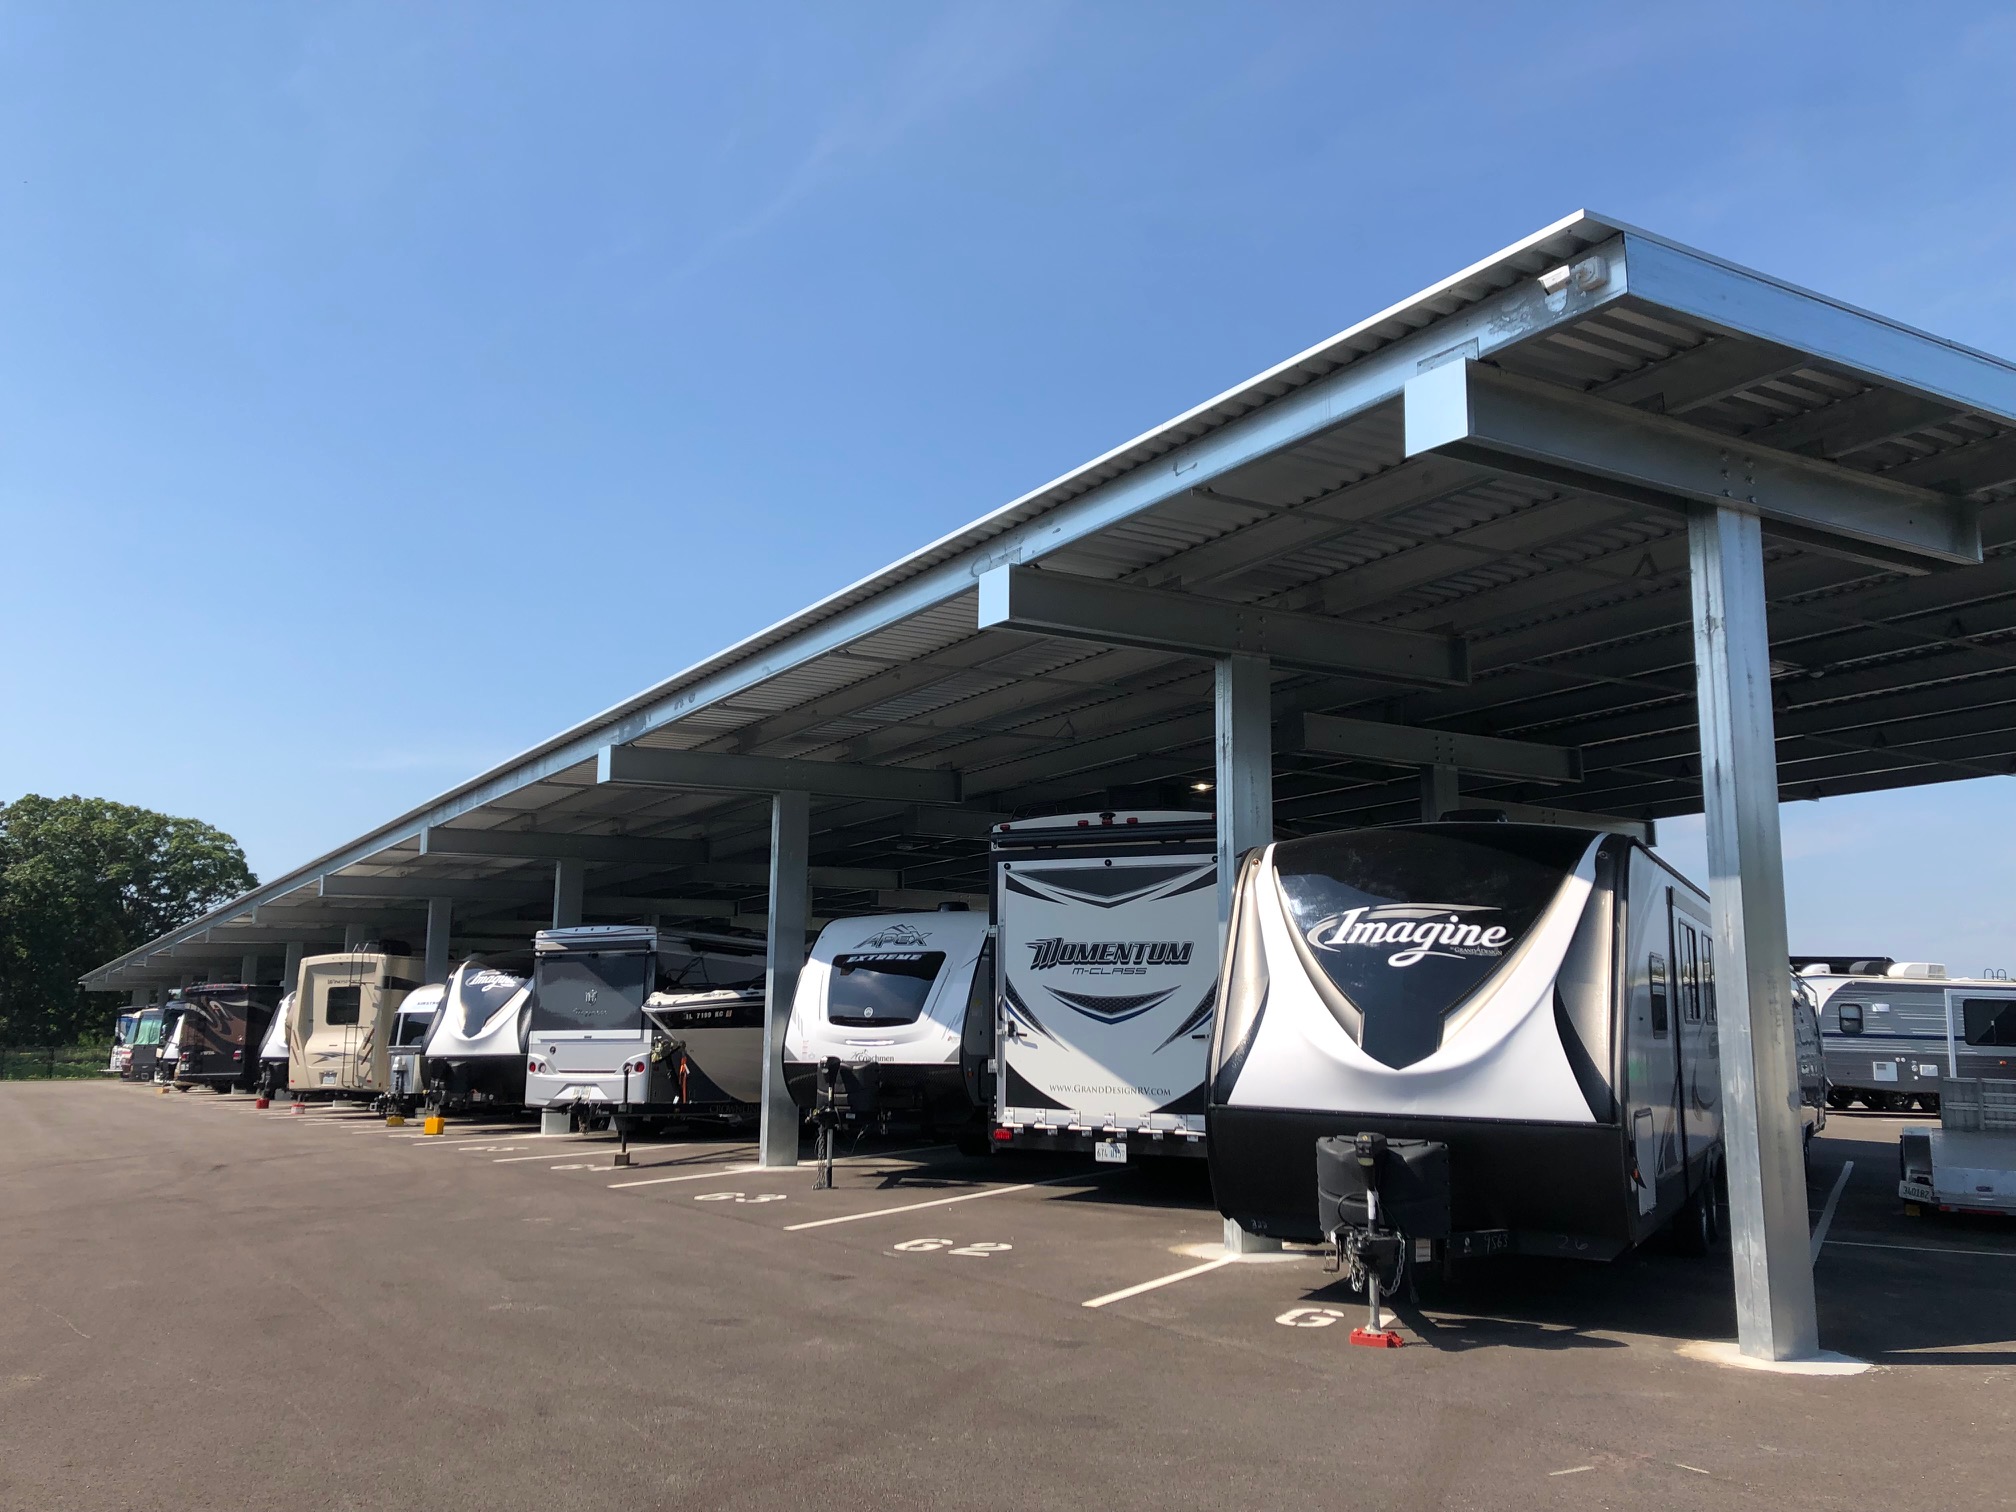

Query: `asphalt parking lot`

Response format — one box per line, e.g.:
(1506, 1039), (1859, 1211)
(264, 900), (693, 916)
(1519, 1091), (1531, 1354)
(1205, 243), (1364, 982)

(3, 1085), (2011, 1511)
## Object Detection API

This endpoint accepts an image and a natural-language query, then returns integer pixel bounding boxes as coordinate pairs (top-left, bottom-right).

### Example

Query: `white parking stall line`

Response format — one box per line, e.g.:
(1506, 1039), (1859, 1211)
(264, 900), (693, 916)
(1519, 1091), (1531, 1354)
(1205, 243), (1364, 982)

(1824, 1238), (2016, 1259)
(1809, 1160), (1856, 1262)
(783, 1169), (1105, 1232)
(1082, 1256), (1234, 1310)
(606, 1145), (945, 1191)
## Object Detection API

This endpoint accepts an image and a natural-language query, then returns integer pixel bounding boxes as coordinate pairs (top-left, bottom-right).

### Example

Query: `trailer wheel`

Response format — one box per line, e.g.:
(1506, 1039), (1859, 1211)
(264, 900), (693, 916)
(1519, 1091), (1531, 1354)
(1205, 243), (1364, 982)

(1826, 1089), (1853, 1110)
(1671, 1182), (1715, 1257)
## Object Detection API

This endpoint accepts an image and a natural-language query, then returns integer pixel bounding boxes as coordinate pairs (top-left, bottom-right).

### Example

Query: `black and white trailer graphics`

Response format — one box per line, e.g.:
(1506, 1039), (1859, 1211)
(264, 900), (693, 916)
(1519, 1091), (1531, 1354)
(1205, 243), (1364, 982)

(420, 954), (534, 1113)
(782, 907), (993, 1132)
(1209, 823), (1731, 1259)
(991, 812), (1219, 1159)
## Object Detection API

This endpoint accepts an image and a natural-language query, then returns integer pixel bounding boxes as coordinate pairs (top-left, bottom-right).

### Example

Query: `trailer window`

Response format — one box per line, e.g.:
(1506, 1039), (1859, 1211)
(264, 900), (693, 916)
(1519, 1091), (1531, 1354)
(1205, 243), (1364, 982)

(1648, 954), (1669, 1036)
(1837, 1003), (1863, 1036)
(135, 1015), (163, 1047)
(1962, 998), (2016, 1047)
(325, 986), (363, 1027)
(393, 1011), (435, 1047)
(1680, 927), (1702, 1023)
(531, 952), (650, 1033)
(827, 952), (946, 1027)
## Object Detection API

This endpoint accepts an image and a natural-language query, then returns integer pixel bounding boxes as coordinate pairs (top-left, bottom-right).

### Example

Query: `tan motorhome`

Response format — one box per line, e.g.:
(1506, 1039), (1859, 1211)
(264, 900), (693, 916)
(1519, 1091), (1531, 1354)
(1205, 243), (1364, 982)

(288, 950), (426, 1098)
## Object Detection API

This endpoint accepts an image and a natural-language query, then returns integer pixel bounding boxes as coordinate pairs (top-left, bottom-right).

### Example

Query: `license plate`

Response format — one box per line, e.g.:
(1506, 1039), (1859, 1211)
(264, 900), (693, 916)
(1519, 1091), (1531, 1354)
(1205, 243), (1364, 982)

(319, 1072), (337, 1086)
(1899, 1179), (1935, 1202)
(1094, 1139), (1127, 1164)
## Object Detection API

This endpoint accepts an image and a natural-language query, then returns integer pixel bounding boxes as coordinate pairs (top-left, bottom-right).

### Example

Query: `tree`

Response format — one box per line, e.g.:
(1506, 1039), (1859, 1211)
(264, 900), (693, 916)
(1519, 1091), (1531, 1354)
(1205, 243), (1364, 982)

(0, 795), (258, 1044)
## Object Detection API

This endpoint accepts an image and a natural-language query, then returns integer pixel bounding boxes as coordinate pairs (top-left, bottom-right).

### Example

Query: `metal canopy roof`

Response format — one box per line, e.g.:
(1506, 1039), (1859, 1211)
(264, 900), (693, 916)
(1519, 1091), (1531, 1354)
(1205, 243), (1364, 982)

(87, 210), (2016, 989)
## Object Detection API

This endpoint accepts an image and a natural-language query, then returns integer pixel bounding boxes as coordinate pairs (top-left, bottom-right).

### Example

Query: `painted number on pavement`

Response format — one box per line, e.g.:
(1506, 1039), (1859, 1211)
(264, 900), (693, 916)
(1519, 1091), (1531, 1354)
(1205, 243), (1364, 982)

(693, 1191), (787, 1204)
(1276, 1307), (1352, 1328)
(893, 1238), (1013, 1258)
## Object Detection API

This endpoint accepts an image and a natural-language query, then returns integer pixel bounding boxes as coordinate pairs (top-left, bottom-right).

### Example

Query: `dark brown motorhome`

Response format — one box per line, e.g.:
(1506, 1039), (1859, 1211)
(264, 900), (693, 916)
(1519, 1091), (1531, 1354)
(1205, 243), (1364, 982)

(173, 983), (284, 1092)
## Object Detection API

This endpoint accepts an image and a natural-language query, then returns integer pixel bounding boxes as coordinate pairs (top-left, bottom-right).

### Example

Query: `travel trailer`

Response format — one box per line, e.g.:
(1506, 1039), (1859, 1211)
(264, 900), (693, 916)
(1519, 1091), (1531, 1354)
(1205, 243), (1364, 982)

(255, 993), (293, 1098)
(108, 1012), (140, 1075)
(1798, 961), (2016, 1112)
(384, 984), (445, 1114)
(1208, 822), (1730, 1261)
(524, 926), (768, 1131)
(419, 954), (534, 1113)
(288, 948), (426, 1098)
(123, 1005), (165, 1081)
(172, 983), (283, 1092)
(782, 907), (994, 1138)
(990, 812), (1222, 1160)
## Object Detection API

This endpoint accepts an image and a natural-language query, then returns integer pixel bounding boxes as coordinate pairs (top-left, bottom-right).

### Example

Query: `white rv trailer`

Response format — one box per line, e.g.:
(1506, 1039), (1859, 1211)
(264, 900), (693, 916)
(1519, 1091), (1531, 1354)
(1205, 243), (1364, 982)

(1208, 822), (1730, 1260)
(255, 992), (293, 1098)
(1797, 961), (2016, 1111)
(384, 983), (445, 1114)
(524, 926), (768, 1130)
(419, 954), (534, 1113)
(782, 907), (994, 1136)
(288, 949), (427, 1099)
(108, 1013), (140, 1075)
(990, 812), (1221, 1160)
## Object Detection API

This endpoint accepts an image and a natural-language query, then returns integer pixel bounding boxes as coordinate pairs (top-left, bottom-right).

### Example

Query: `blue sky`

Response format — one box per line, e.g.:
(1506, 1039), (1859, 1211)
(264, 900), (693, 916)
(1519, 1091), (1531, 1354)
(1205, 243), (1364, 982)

(3, 3), (2013, 969)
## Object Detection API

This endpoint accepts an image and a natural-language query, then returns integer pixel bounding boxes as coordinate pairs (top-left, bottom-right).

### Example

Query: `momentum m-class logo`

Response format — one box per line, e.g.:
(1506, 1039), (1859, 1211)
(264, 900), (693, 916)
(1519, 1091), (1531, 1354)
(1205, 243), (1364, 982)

(1025, 939), (1194, 971)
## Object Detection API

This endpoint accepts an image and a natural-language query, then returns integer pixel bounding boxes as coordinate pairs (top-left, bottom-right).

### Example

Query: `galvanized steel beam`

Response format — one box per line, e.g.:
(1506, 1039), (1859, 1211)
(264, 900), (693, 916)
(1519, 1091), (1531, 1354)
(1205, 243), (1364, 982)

(1689, 501), (1821, 1362)
(320, 877), (543, 903)
(551, 860), (585, 930)
(1285, 711), (1581, 783)
(1405, 360), (1980, 571)
(977, 565), (1470, 687)
(1214, 656), (1273, 927)
(761, 790), (809, 1169)
(420, 826), (707, 866)
(597, 745), (959, 805)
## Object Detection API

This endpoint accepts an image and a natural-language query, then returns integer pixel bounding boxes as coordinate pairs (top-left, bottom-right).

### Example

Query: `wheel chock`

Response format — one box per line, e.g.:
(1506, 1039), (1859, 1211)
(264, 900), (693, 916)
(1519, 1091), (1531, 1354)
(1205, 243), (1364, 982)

(253, 1096), (270, 1109)
(422, 1115), (445, 1137)
(158, 1085), (172, 1095)
(385, 1114), (406, 1127)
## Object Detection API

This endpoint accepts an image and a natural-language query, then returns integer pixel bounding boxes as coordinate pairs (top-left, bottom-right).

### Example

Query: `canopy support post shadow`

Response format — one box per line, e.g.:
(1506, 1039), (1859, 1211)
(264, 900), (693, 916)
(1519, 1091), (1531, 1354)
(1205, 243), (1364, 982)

(760, 790), (810, 1168)
(1689, 501), (1821, 1363)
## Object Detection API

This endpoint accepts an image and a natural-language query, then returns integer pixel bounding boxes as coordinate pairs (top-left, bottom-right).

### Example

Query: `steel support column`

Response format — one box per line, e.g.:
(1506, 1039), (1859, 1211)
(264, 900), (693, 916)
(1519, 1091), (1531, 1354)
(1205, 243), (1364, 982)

(1420, 764), (1460, 822)
(1215, 655), (1278, 1253)
(1689, 501), (1820, 1362)
(343, 924), (368, 951)
(760, 790), (810, 1168)
(283, 942), (304, 994)
(239, 953), (259, 986)
(425, 897), (453, 985)
(1213, 656), (1273, 927)
(128, 988), (147, 1008)
(551, 861), (585, 929)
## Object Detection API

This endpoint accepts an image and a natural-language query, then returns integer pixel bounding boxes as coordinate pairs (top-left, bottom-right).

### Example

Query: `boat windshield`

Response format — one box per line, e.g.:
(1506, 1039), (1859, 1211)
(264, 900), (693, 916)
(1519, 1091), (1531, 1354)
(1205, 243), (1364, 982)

(531, 952), (651, 1034)
(827, 952), (946, 1027)
(1271, 825), (1592, 1069)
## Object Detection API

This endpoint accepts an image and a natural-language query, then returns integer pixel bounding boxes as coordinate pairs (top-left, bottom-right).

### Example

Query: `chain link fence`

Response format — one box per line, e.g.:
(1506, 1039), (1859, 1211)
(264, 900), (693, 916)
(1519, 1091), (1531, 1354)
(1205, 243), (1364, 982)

(0, 1044), (113, 1080)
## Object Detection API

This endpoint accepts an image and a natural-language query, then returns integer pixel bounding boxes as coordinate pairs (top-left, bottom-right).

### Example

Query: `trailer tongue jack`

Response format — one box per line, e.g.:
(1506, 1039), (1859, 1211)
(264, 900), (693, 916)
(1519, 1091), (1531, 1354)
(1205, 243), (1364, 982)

(1317, 1131), (1453, 1351)
(812, 1057), (842, 1190)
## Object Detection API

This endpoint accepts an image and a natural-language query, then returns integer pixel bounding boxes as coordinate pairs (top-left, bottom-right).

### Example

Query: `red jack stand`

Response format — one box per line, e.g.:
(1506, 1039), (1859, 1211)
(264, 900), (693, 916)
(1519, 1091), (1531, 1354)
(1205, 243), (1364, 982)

(1350, 1326), (1405, 1348)
(253, 1096), (270, 1109)
(290, 1101), (306, 1114)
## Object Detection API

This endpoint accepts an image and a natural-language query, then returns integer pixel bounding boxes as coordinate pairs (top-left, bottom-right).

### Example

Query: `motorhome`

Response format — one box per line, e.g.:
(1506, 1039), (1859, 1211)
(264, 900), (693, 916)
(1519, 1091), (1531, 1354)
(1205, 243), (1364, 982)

(172, 983), (283, 1092)
(123, 1006), (165, 1082)
(1208, 822), (1731, 1261)
(287, 948), (426, 1099)
(108, 1012), (140, 1075)
(419, 954), (534, 1114)
(255, 993), (293, 1098)
(385, 984), (445, 1114)
(1797, 961), (2016, 1112)
(782, 907), (993, 1138)
(990, 812), (1222, 1161)
(524, 926), (768, 1131)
